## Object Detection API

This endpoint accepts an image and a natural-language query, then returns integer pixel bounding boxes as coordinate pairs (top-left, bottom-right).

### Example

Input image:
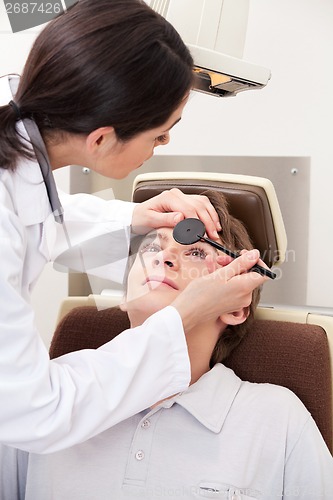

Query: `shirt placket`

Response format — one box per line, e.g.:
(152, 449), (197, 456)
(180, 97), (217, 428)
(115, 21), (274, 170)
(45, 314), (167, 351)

(122, 408), (163, 492)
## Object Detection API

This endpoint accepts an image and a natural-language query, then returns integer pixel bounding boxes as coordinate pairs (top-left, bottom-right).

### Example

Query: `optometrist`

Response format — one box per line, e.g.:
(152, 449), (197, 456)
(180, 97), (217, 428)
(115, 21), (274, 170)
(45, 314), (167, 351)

(0, 0), (266, 453)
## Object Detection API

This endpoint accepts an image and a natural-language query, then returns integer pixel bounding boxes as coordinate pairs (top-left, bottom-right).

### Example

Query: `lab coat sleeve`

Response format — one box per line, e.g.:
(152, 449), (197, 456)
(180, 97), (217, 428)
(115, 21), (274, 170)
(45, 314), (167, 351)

(283, 415), (333, 498)
(0, 204), (190, 453)
(58, 190), (135, 229)
(45, 192), (137, 284)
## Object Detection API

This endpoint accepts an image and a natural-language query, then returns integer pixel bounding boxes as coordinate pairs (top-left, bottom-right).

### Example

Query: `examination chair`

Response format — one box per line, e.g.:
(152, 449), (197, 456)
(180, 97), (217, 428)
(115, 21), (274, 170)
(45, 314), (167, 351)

(51, 172), (333, 454)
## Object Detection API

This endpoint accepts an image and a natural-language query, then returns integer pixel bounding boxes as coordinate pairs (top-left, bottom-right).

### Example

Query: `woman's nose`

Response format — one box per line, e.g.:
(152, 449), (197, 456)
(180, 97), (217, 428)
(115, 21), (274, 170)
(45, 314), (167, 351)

(154, 132), (170, 148)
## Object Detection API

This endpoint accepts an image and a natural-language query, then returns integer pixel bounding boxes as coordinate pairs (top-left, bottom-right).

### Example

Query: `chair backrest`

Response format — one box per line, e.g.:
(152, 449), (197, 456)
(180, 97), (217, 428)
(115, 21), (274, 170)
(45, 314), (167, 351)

(132, 172), (287, 267)
(50, 302), (333, 454)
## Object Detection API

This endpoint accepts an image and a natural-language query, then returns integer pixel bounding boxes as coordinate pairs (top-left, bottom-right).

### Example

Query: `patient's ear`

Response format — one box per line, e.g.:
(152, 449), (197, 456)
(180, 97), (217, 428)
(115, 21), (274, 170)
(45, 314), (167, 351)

(220, 307), (249, 326)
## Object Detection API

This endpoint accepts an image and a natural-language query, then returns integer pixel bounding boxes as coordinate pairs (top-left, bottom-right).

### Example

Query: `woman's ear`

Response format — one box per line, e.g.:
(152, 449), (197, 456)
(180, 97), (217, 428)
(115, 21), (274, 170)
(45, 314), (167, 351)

(220, 306), (249, 326)
(85, 126), (117, 156)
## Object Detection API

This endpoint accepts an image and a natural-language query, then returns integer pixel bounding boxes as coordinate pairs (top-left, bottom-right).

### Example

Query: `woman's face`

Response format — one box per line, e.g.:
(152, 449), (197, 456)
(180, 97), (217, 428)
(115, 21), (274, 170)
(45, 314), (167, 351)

(93, 96), (189, 179)
(124, 227), (220, 322)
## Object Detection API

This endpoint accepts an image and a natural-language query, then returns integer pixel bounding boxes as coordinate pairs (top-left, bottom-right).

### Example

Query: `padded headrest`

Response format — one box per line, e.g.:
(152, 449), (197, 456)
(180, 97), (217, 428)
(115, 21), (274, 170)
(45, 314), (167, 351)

(132, 172), (287, 267)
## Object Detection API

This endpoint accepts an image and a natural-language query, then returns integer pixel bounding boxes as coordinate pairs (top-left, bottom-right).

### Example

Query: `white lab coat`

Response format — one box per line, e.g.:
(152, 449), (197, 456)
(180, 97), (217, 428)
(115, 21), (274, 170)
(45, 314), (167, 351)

(0, 76), (190, 453)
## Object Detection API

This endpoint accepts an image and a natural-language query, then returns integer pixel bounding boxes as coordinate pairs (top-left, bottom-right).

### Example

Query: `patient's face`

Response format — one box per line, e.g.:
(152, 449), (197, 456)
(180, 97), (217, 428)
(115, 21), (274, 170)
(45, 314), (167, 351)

(124, 227), (220, 320)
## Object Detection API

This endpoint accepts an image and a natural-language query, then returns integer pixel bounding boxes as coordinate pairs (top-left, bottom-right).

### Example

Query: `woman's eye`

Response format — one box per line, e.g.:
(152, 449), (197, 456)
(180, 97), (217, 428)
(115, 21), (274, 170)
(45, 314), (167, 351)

(140, 243), (161, 254)
(186, 247), (207, 259)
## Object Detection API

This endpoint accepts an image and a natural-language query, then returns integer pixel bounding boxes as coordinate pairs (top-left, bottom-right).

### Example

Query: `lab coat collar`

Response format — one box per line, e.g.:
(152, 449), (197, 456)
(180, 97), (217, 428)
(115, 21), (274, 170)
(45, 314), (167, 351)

(160, 364), (243, 434)
(14, 157), (52, 226)
(0, 75), (51, 226)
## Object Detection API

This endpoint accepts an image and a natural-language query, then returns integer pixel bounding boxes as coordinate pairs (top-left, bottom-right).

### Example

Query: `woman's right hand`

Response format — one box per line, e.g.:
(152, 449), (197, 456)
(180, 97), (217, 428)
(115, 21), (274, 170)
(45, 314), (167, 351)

(171, 249), (267, 332)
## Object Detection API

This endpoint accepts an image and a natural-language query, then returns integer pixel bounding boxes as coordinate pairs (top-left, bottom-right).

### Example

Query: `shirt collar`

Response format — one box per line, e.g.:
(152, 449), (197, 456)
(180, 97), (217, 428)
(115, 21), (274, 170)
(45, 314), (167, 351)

(158, 364), (243, 434)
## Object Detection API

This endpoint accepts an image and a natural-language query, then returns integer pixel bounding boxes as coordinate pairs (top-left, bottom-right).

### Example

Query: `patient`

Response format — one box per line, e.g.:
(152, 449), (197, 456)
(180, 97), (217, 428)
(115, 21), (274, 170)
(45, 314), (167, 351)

(4, 191), (333, 499)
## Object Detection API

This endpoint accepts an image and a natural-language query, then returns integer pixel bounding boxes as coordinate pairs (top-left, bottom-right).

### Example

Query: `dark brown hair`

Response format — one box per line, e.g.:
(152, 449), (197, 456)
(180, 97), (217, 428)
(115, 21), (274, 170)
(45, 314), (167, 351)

(0, 0), (193, 170)
(204, 190), (261, 367)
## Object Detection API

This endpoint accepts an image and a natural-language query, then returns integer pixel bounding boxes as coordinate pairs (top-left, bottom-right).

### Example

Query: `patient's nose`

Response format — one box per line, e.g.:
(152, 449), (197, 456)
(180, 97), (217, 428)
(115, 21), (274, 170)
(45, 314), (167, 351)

(152, 249), (178, 269)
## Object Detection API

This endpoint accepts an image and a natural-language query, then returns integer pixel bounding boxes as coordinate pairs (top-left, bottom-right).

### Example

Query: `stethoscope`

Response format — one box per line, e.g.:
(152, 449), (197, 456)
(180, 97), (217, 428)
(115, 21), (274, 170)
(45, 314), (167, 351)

(9, 75), (64, 224)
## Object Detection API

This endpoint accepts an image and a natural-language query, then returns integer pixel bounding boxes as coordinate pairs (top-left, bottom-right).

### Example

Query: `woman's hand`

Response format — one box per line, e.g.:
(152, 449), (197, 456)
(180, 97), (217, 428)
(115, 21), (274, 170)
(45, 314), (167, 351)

(131, 188), (221, 240)
(171, 250), (267, 332)
(210, 249), (270, 276)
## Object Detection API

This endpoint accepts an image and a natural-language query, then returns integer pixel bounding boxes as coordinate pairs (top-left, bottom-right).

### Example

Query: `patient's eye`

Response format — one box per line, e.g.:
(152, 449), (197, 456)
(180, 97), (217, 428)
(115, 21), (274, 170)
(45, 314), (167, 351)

(185, 247), (207, 260)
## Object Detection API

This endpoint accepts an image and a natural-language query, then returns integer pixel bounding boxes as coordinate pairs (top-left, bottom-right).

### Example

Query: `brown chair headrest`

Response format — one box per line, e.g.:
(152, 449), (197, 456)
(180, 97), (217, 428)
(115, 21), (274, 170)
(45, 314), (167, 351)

(133, 178), (278, 267)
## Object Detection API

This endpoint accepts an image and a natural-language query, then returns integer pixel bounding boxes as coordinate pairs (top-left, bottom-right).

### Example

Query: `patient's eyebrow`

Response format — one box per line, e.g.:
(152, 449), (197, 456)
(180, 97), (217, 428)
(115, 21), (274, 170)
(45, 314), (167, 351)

(156, 231), (169, 242)
(139, 231), (168, 248)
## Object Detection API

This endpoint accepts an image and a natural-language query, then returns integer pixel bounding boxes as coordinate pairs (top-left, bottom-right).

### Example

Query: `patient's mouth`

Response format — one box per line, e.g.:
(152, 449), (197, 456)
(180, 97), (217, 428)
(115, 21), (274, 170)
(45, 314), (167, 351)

(144, 276), (178, 290)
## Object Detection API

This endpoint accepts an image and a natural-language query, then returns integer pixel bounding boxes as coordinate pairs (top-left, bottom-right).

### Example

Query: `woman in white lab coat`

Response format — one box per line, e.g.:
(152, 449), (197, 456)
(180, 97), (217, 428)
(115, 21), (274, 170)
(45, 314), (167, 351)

(0, 0), (265, 453)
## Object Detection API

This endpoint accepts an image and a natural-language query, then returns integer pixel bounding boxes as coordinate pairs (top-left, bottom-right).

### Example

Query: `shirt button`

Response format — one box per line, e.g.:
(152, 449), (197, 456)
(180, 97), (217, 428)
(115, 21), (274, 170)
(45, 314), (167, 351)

(141, 419), (151, 429)
(135, 450), (145, 461)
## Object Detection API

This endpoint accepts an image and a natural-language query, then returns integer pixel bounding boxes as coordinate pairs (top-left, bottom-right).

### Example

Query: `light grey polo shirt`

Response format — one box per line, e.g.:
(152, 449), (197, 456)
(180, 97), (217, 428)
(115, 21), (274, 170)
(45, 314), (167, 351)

(4, 364), (333, 499)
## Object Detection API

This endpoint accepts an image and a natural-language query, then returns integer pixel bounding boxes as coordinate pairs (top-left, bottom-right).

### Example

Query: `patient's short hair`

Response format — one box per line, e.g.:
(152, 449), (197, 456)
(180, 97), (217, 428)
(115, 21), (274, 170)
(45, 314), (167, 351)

(202, 190), (261, 366)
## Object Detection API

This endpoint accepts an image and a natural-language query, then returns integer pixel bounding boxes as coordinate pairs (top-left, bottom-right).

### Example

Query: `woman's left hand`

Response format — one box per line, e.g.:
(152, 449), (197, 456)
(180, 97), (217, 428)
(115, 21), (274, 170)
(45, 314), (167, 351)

(131, 188), (221, 239)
